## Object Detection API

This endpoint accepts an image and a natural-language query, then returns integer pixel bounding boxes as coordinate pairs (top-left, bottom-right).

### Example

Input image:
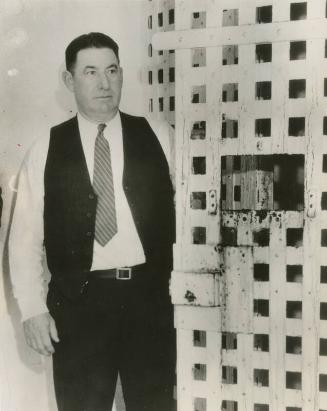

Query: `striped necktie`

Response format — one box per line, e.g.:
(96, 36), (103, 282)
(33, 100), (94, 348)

(93, 123), (117, 246)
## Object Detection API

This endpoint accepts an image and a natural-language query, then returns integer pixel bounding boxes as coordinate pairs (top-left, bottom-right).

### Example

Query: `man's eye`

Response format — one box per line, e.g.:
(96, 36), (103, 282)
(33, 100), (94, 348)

(108, 68), (118, 75)
(86, 70), (96, 75)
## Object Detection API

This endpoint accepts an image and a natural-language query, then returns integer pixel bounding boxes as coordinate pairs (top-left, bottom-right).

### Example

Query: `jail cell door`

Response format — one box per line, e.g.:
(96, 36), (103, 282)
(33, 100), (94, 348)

(218, 155), (307, 411)
(152, 1), (327, 410)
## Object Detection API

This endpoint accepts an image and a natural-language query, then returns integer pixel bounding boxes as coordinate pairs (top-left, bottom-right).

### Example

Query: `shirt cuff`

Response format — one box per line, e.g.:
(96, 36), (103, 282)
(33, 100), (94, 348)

(17, 295), (49, 322)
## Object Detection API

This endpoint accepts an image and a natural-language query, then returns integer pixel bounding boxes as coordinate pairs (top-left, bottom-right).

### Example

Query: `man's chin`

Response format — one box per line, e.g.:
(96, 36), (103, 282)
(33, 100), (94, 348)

(88, 106), (118, 121)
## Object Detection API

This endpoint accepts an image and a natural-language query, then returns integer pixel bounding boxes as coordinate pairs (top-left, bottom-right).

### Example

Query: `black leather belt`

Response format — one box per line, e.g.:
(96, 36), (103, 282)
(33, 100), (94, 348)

(90, 263), (146, 280)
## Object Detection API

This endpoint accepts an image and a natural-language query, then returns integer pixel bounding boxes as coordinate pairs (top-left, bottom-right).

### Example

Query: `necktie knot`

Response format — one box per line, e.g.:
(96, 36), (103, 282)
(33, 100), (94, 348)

(98, 123), (107, 134)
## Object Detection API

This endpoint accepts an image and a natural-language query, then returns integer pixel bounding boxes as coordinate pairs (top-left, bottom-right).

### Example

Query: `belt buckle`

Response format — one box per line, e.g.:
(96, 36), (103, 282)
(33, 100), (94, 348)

(116, 267), (132, 280)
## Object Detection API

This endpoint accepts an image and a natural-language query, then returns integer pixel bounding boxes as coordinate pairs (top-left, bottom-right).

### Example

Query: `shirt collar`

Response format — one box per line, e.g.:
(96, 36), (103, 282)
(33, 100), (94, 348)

(77, 111), (122, 140)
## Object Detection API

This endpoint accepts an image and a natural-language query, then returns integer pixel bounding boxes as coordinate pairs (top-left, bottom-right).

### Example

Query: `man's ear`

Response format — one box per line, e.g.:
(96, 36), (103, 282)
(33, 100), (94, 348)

(62, 70), (74, 92)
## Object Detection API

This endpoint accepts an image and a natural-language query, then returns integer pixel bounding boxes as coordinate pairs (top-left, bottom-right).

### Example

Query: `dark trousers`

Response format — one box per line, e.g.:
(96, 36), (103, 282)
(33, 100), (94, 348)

(47, 269), (175, 411)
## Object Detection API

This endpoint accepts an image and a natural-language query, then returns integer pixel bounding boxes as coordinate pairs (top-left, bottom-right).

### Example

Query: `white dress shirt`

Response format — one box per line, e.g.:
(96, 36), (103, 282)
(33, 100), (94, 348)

(9, 112), (173, 321)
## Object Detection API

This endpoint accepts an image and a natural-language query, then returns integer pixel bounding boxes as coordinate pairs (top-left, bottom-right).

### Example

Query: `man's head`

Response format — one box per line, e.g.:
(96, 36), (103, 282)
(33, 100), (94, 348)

(62, 32), (123, 123)
(65, 32), (119, 73)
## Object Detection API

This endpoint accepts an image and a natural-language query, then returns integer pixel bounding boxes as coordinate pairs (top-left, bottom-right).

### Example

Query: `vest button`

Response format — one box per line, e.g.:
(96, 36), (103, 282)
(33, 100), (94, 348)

(88, 193), (95, 200)
(86, 212), (92, 218)
(86, 231), (92, 237)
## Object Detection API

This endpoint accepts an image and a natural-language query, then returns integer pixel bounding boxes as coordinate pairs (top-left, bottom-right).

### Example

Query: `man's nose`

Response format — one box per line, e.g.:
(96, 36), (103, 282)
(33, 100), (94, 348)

(98, 73), (110, 89)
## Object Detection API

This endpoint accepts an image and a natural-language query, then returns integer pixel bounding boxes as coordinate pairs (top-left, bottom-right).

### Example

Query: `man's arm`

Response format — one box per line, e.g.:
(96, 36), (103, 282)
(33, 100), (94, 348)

(9, 137), (59, 355)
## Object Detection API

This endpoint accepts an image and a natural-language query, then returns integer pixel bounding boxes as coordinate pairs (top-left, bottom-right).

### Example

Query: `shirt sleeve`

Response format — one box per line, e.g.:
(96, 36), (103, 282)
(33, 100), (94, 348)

(9, 137), (49, 321)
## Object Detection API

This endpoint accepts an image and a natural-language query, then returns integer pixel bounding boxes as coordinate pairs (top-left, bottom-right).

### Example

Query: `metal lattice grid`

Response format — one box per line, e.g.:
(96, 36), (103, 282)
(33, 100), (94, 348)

(148, 0), (327, 410)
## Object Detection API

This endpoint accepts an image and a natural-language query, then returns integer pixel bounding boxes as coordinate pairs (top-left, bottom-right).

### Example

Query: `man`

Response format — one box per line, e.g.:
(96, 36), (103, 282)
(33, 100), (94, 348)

(9, 32), (175, 411)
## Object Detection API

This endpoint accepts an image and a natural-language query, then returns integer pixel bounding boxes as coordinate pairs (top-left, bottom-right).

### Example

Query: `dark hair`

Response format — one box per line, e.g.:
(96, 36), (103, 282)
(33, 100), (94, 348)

(65, 32), (119, 72)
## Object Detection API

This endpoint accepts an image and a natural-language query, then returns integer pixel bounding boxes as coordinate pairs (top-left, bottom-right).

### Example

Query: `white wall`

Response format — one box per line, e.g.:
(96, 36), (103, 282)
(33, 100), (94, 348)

(0, 1), (148, 409)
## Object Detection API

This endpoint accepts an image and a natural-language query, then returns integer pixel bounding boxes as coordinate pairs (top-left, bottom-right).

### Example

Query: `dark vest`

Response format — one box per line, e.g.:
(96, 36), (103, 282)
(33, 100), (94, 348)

(44, 112), (175, 299)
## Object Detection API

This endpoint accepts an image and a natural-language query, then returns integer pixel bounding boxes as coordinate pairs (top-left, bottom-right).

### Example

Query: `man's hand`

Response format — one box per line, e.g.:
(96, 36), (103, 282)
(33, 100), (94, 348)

(23, 312), (60, 356)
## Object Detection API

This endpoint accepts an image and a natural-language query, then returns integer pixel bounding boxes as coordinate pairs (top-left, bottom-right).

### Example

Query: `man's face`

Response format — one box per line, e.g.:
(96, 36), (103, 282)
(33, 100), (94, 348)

(64, 47), (123, 123)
